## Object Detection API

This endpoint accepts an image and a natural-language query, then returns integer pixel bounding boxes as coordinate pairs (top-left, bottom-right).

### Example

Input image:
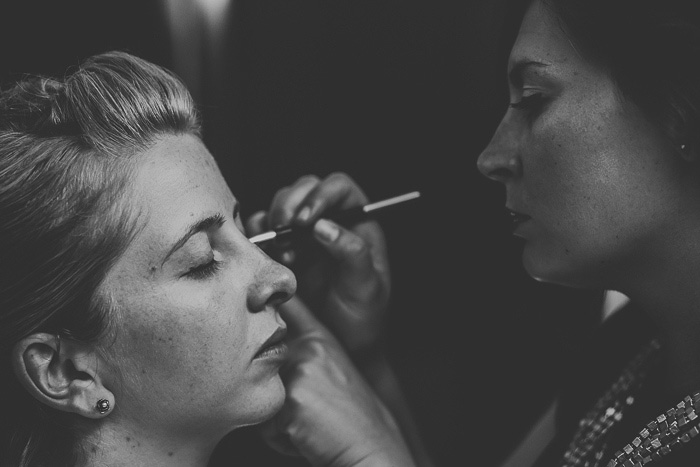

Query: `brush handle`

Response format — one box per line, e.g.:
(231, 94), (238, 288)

(248, 191), (420, 245)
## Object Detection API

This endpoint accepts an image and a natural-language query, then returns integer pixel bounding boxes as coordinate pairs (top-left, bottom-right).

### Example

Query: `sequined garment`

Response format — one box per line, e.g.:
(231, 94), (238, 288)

(561, 339), (700, 466)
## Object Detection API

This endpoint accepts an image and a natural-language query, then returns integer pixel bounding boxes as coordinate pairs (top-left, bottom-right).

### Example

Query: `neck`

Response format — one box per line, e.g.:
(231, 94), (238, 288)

(619, 236), (700, 401)
(79, 420), (222, 467)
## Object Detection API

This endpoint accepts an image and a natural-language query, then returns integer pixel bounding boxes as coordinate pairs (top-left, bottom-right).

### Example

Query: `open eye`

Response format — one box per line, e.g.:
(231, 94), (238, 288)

(184, 257), (222, 280)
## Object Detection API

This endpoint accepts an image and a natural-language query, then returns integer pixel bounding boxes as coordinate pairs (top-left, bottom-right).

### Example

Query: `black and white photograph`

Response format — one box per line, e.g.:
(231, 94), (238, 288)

(2, 1), (699, 466)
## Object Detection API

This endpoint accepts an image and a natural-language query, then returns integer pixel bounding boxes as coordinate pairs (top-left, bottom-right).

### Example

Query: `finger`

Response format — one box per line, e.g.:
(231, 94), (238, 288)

(293, 172), (369, 227)
(279, 296), (329, 339)
(268, 175), (321, 229)
(245, 210), (268, 237)
(256, 418), (302, 457)
(312, 219), (390, 293)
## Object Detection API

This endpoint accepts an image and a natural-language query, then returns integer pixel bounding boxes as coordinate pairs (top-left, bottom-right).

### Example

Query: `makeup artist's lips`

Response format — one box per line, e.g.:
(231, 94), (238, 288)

(254, 327), (288, 361)
(506, 207), (531, 232)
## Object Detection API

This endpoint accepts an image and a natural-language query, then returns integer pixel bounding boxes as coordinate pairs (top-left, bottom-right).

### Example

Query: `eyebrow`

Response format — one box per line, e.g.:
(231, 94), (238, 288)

(162, 212), (226, 266)
(508, 60), (550, 87)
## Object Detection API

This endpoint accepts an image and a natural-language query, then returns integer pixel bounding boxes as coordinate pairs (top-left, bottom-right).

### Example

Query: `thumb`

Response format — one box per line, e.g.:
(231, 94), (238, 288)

(279, 296), (329, 339)
(256, 418), (302, 458)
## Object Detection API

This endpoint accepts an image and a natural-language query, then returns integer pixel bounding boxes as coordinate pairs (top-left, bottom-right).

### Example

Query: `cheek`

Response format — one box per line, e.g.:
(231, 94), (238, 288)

(521, 125), (664, 286)
(527, 104), (634, 231)
(111, 287), (252, 393)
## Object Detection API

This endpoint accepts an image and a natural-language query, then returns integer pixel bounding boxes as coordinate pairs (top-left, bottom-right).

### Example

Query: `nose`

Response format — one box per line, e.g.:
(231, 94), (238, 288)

(476, 116), (522, 183)
(247, 249), (297, 313)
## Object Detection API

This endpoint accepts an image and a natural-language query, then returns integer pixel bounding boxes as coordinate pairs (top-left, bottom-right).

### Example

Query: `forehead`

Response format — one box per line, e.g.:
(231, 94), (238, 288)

(127, 134), (235, 249)
(509, 0), (576, 69)
(133, 133), (233, 208)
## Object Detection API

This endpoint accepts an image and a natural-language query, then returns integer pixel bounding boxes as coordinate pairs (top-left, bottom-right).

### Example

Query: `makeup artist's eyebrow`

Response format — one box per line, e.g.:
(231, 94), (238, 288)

(508, 60), (550, 87)
(162, 213), (226, 265)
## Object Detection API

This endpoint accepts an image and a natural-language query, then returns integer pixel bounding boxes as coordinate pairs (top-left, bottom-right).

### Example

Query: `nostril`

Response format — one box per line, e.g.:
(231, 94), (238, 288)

(267, 290), (291, 307)
(487, 167), (514, 182)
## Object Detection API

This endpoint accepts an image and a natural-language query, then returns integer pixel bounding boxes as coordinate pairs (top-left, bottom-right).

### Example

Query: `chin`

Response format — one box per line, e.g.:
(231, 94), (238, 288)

(233, 375), (287, 428)
(521, 247), (592, 289)
(258, 378), (287, 423)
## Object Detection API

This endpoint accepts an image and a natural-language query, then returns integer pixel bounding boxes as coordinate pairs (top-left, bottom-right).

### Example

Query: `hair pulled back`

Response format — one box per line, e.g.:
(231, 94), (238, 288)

(0, 51), (200, 466)
(540, 0), (700, 154)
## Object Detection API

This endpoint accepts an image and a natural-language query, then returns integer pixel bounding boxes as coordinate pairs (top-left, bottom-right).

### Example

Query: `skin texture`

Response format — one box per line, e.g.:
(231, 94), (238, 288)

(246, 173), (391, 355)
(478, 0), (698, 291)
(477, 0), (700, 399)
(245, 173), (428, 466)
(259, 296), (417, 467)
(92, 134), (297, 466)
(12, 134), (419, 467)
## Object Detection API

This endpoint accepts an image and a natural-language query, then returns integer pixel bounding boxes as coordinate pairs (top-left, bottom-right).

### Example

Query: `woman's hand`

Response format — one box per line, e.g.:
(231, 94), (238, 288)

(258, 297), (416, 467)
(246, 172), (391, 357)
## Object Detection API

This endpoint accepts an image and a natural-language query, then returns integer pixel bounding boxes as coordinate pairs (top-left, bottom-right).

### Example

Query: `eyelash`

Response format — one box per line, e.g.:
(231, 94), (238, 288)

(185, 257), (222, 280)
(180, 208), (240, 280)
(509, 93), (545, 113)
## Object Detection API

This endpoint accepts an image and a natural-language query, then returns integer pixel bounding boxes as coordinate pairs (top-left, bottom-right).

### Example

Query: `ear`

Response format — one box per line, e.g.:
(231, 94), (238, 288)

(11, 333), (115, 419)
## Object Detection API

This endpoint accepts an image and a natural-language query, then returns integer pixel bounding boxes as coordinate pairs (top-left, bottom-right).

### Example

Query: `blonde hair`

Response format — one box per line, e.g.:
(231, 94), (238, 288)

(0, 51), (200, 466)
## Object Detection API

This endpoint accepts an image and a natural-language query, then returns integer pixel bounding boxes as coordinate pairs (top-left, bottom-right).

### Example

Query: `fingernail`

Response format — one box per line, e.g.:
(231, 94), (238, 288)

(314, 219), (339, 242)
(297, 206), (311, 223)
(281, 250), (295, 264)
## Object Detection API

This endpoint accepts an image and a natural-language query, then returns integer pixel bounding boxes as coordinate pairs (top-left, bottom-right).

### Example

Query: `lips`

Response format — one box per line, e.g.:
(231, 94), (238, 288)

(254, 327), (288, 359)
(506, 207), (531, 229)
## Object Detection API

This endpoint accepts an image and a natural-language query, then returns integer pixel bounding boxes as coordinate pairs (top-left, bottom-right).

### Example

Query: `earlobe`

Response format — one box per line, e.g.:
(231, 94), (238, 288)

(11, 333), (115, 419)
(678, 143), (697, 162)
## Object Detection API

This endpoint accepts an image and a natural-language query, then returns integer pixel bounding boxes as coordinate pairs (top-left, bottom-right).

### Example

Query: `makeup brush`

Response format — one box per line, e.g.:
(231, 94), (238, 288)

(248, 191), (421, 245)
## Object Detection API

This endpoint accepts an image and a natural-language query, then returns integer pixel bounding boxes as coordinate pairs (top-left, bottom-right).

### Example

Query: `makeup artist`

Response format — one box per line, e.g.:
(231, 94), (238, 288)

(476, 0), (700, 464)
(0, 51), (426, 467)
(259, 0), (700, 465)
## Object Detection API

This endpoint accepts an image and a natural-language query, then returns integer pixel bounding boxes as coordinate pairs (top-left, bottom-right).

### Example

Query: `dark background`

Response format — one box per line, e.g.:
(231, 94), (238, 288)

(1, 1), (601, 465)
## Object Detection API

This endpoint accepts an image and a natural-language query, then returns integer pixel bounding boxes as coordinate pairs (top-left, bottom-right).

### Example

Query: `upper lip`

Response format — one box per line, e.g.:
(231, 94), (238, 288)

(255, 326), (288, 357)
(506, 207), (531, 222)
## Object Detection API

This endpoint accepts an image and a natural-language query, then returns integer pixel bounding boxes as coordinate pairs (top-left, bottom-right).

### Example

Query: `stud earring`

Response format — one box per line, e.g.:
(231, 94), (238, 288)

(95, 399), (110, 414)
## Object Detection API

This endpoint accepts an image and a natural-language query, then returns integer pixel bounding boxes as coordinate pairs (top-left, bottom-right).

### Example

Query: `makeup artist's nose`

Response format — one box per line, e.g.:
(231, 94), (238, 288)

(247, 252), (297, 313)
(477, 118), (522, 183)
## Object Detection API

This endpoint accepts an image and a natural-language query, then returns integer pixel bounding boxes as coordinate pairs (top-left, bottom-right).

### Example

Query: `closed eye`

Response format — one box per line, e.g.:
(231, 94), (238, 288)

(510, 93), (545, 110)
(184, 257), (222, 280)
(164, 213), (226, 267)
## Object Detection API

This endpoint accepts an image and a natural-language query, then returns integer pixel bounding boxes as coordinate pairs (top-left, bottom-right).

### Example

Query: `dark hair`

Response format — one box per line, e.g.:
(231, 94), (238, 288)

(0, 51), (200, 466)
(540, 0), (700, 154)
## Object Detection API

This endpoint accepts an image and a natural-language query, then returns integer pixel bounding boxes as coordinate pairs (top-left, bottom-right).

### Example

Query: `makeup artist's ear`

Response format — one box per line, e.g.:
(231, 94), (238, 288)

(677, 141), (698, 163)
(11, 333), (114, 419)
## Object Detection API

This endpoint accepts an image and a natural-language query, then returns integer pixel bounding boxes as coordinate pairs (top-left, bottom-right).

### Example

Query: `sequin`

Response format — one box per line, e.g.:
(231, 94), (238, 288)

(561, 339), (700, 466)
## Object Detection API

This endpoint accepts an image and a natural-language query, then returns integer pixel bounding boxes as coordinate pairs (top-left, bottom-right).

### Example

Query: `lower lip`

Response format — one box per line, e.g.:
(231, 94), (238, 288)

(254, 342), (288, 361)
(511, 218), (531, 235)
